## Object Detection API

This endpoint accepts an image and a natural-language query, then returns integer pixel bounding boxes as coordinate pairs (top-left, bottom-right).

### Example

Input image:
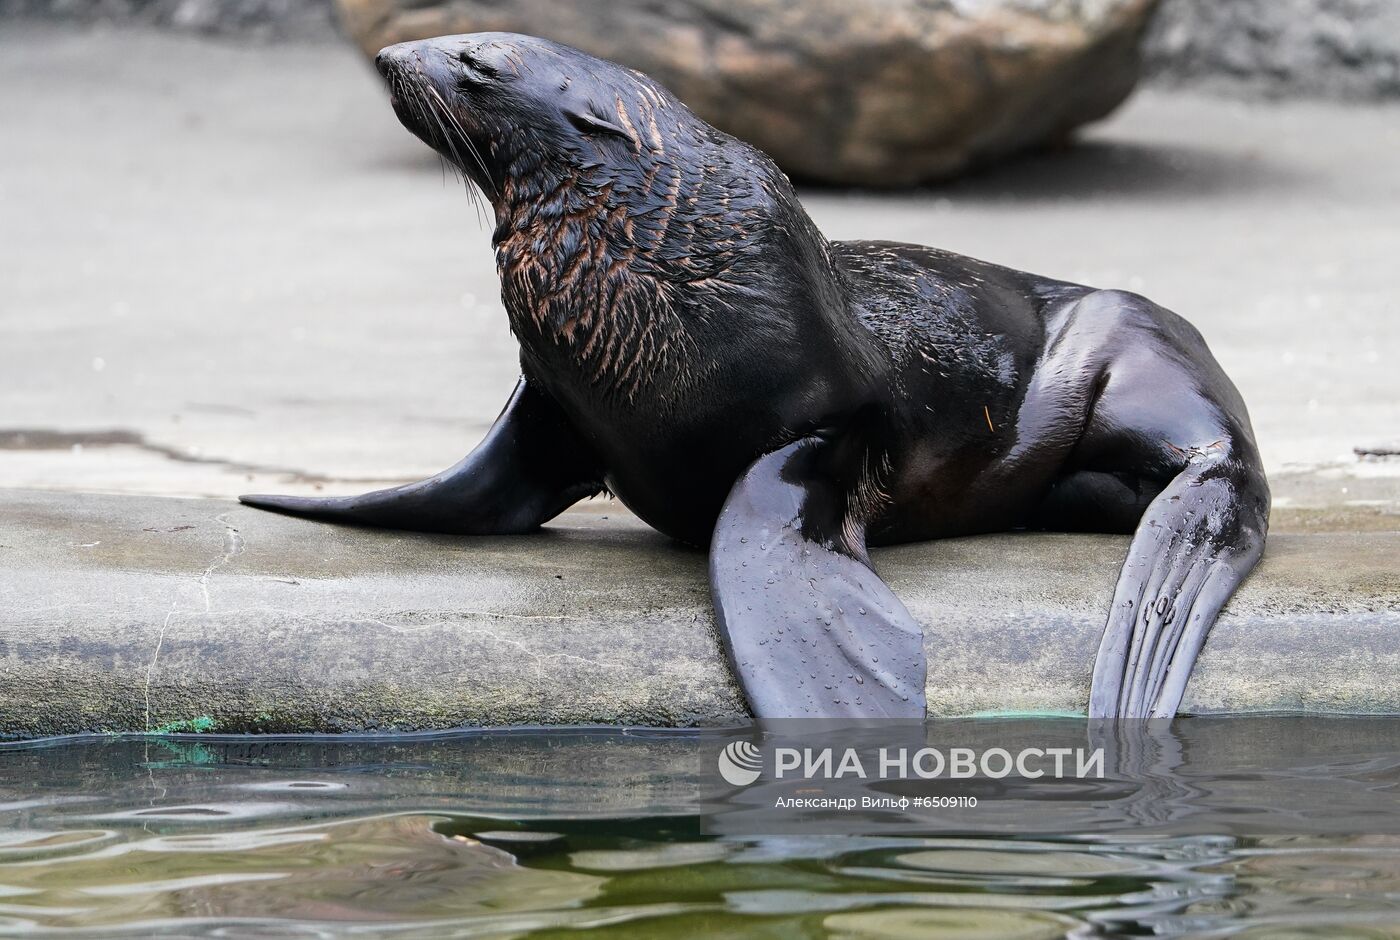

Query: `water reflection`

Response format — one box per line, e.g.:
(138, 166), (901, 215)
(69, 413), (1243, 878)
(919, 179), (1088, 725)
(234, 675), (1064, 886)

(0, 719), (1395, 936)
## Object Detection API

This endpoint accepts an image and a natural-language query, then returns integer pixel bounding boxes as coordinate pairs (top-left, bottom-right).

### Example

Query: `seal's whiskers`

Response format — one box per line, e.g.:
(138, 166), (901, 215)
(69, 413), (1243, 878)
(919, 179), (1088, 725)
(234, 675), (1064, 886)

(425, 84), (497, 201)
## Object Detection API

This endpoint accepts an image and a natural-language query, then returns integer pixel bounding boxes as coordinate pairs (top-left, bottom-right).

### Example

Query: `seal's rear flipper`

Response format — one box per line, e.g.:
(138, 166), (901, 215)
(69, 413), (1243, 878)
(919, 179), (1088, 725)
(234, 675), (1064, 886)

(1089, 453), (1269, 720)
(240, 379), (603, 535)
(709, 438), (927, 722)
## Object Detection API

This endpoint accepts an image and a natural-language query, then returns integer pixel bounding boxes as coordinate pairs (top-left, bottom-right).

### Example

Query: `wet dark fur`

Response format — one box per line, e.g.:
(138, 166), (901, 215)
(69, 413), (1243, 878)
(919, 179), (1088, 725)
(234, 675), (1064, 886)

(244, 33), (1269, 721)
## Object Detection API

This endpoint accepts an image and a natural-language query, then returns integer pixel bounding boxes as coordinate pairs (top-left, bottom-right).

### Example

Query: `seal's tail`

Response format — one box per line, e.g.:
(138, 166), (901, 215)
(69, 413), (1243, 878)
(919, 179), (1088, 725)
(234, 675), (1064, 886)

(239, 378), (605, 535)
(239, 464), (495, 534)
(240, 461), (602, 535)
(1088, 448), (1269, 720)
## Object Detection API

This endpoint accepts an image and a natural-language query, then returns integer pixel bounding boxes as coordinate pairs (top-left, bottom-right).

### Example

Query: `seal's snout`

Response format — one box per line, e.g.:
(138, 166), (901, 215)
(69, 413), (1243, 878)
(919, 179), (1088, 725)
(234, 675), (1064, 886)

(376, 41), (434, 80)
(375, 44), (413, 78)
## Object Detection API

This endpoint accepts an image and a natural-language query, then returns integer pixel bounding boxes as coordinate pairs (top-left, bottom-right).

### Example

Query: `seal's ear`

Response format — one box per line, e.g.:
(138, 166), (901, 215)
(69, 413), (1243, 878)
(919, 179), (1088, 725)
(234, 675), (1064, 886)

(565, 107), (631, 142)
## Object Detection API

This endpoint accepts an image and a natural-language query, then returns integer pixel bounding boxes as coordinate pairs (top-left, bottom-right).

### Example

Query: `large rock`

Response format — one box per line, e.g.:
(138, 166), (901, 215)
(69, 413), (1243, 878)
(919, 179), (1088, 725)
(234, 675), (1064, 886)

(335, 0), (1159, 186)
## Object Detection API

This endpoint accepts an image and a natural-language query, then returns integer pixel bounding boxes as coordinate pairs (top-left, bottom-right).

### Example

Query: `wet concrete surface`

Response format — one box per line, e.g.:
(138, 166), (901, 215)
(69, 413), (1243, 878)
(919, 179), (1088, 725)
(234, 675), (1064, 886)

(2, 488), (1397, 736)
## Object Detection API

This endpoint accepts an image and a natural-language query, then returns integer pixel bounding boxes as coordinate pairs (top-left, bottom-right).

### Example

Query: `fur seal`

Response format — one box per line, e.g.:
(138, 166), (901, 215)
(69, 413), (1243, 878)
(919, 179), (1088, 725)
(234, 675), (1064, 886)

(241, 33), (1269, 723)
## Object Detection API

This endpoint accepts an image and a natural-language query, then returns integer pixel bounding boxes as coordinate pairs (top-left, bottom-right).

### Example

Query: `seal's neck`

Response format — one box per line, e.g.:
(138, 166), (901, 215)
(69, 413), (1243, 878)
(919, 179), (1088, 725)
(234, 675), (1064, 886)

(490, 166), (699, 402)
(488, 134), (808, 403)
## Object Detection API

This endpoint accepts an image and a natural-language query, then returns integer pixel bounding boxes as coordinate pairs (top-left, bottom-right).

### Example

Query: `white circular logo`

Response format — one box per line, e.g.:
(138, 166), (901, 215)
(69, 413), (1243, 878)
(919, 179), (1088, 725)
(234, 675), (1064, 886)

(717, 740), (762, 787)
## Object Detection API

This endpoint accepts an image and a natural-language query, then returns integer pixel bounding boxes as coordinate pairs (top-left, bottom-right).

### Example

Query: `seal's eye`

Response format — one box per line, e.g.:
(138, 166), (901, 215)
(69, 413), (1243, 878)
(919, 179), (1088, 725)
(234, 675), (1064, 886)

(457, 52), (498, 81)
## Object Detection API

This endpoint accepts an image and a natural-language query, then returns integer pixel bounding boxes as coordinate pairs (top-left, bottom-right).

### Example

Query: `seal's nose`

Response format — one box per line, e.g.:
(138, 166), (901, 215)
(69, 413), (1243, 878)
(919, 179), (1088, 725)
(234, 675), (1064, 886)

(376, 43), (419, 77)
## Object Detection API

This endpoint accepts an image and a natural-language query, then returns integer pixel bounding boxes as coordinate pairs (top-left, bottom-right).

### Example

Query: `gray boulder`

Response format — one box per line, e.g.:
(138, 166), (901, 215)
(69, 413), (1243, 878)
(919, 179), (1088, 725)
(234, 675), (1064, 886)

(336, 0), (1159, 186)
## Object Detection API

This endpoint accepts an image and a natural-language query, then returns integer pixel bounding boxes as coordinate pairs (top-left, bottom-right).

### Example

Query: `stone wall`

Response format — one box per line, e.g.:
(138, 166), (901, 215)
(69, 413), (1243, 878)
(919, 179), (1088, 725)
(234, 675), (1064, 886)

(1144, 0), (1400, 98)
(4, 0), (1400, 99)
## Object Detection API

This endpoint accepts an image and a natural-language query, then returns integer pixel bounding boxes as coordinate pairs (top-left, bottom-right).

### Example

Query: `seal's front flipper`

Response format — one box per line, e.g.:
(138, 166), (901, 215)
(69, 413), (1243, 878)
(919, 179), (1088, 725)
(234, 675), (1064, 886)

(240, 378), (603, 535)
(1089, 453), (1269, 720)
(709, 438), (927, 722)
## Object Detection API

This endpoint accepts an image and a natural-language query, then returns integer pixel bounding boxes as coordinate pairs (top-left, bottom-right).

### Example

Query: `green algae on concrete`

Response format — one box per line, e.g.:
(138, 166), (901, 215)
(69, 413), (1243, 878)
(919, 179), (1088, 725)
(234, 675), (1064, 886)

(149, 717), (217, 734)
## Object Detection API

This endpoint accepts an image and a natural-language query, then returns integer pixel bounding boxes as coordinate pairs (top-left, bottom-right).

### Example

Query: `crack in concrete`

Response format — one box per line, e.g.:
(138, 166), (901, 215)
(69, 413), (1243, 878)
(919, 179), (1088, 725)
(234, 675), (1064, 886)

(133, 512), (628, 721)
(197, 513), (245, 614)
(0, 426), (401, 486)
(143, 604), (177, 732)
(143, 513), (245, 730)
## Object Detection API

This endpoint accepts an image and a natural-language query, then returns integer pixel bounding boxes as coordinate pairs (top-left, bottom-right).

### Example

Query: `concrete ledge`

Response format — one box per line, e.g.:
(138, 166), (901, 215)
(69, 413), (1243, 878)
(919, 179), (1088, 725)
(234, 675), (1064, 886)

(1, 488), (1397, 738)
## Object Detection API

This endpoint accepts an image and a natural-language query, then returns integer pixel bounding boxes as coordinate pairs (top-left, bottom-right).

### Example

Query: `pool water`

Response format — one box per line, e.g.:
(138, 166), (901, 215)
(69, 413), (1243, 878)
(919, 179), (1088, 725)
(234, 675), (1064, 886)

(1, 718), (1397, 937)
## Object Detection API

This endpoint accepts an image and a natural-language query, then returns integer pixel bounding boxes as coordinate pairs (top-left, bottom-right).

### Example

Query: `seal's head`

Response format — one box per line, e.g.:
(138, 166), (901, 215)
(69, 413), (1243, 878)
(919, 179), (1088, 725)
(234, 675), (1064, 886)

(375, 33), (807, 401)
(375, 33), (692, 207)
